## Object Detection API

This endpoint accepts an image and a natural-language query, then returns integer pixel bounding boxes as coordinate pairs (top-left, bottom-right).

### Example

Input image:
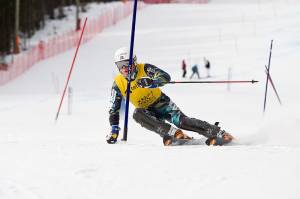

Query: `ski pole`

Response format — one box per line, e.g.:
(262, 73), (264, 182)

(263, 40), (273, 113)
(265, 65), (282, 105)
(168, 80), (258, 84)
(55, 17), (87, 121)
(122, 0), (138, 141)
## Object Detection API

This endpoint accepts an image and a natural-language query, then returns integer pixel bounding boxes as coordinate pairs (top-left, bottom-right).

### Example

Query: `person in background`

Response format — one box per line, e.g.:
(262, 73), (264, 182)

(204, 57), (211, 78)
(190, 64), (200, 79)
(182, 59), (187, 78)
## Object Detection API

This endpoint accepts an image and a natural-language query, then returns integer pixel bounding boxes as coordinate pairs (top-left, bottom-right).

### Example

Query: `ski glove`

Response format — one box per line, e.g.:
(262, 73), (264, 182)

(137, 77), (159, 88)
(106, 125), (120, 144)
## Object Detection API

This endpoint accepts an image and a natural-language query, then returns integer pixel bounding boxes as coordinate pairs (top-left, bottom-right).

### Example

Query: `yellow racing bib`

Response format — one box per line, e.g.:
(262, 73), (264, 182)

(114, 63), (161, 108)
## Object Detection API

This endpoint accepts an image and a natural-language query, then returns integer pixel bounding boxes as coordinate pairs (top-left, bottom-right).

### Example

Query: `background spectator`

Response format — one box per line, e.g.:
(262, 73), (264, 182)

(190, 64), (200, 79)
(204, 57), (211, 78)
(182, 59), (187, 78)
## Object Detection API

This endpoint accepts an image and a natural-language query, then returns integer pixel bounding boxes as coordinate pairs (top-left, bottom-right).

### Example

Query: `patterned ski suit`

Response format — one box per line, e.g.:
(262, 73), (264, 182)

(109, 63), (220, 139)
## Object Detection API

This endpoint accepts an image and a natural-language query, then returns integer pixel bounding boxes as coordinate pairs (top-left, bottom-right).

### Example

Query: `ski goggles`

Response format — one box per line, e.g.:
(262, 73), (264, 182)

(115, 60), (130, 70)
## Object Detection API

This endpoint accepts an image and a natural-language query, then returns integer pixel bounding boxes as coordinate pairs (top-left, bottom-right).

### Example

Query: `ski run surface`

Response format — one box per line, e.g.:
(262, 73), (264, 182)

(0, 0), (300, 198)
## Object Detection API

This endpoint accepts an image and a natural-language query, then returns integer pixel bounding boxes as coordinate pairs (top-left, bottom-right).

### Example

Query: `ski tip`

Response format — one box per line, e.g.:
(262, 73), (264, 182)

(252, 80), (259, 83)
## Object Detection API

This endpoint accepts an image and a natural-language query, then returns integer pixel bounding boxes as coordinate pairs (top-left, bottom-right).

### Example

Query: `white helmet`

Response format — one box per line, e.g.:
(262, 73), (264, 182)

(114, 47), (138, 80)
(114, 47), (137, 64)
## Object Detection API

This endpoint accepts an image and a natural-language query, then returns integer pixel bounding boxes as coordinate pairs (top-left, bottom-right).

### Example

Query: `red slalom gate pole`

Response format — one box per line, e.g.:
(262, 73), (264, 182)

(265, 66), (282, 105)
(263, 40), (273, 113)
(55, 17), (88, 121)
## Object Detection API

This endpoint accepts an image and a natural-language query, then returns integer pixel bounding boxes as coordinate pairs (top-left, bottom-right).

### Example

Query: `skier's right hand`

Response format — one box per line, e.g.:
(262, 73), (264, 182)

(106, 125), (120, 144)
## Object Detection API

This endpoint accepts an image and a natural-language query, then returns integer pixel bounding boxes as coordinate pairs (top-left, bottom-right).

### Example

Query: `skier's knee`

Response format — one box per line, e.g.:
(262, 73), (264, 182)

(133, 108), (146, 123)
(133, 108), (171, 137)
(171, 114), (182, 127)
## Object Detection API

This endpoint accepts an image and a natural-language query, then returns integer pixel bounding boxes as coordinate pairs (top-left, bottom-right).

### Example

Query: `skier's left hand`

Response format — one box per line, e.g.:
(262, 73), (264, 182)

(137, 77), (159, 88)
(106, 125), (120, 144)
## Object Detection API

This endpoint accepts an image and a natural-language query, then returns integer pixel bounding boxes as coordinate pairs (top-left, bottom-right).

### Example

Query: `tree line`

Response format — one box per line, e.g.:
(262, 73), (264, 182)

(0, 0), (118, 57)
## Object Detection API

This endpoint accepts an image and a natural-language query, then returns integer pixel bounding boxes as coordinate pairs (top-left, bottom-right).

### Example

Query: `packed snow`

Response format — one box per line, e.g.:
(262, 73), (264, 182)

(0, 0), (300, 199)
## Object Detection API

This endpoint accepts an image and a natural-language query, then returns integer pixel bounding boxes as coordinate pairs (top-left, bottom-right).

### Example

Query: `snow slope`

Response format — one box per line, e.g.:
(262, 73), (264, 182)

(0, 0), (300, 199)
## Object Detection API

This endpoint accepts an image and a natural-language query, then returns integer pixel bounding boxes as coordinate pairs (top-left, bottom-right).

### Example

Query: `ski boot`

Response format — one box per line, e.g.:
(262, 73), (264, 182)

(163, 129), (192, 146)
(205, 130), (234, 146)
(205, 122), (234, 146)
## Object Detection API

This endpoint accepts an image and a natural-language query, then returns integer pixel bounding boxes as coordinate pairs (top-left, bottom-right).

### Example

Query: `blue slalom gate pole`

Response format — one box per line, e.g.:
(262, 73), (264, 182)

(263, 40), (273, 113)
(122, 0), (138, 141)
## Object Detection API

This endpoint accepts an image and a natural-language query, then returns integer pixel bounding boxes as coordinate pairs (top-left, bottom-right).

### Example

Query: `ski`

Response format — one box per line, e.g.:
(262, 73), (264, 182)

(170, 138), (205, 146)
(170, 135), (235, 146)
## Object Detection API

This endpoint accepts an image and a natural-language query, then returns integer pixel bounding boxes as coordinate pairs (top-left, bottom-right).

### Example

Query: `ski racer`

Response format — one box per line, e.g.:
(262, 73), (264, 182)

(106, 47), (233, 146)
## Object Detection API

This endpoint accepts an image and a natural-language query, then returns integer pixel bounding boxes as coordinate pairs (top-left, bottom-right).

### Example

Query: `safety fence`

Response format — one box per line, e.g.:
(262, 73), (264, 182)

(0, 1), (146, 86)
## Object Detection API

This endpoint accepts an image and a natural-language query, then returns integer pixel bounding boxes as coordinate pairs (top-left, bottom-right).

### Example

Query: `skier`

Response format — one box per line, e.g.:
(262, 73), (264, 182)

(106, 47), (233, 146)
